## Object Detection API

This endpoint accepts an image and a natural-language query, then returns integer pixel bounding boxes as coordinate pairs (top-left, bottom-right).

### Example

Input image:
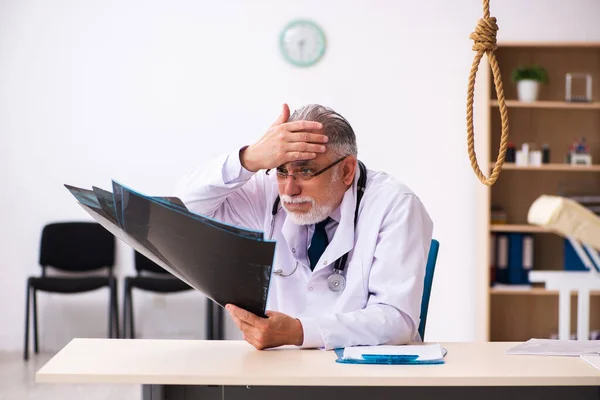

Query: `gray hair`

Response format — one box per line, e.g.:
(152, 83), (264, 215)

(288, 104), (358, 157)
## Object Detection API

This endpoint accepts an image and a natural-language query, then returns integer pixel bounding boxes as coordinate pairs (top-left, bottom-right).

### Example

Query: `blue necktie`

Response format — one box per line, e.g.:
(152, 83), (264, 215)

(308, 218), (330, 271)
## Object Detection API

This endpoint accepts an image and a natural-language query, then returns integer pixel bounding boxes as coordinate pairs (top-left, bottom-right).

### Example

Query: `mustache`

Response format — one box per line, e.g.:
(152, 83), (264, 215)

(280, 195), (315, 205)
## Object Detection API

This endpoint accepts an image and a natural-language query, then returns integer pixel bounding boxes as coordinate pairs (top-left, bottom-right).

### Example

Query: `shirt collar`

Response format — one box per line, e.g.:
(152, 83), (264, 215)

(329, 201), (342, 224)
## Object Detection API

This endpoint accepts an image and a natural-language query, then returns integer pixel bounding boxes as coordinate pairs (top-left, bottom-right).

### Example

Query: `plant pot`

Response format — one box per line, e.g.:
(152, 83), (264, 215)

(517, 79), (540, 102)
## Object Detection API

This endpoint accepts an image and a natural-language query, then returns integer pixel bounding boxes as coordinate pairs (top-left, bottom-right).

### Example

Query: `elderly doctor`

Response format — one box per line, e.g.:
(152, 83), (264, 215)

(176, 103), (433, 351)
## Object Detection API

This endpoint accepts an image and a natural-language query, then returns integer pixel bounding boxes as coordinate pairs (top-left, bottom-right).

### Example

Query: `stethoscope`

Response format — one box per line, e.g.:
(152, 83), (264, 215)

(269, 160), (367, 292)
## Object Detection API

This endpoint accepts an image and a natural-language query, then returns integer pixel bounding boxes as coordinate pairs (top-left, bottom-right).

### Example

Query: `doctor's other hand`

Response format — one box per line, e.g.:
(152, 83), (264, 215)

(240, 103), (328, 172)
(225, 304), (304, 350)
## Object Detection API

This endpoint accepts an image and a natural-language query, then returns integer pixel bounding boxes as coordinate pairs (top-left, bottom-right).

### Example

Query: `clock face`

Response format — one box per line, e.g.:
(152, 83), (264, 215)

(279, 19), (326, 67)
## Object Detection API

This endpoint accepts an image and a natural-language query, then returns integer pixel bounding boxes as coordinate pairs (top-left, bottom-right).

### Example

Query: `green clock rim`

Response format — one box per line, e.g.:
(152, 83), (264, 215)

(279, 19), (326, 67)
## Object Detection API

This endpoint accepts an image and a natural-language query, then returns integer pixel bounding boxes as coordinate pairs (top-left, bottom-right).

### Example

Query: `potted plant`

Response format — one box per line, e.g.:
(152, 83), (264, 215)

(512, 65), (549, 102)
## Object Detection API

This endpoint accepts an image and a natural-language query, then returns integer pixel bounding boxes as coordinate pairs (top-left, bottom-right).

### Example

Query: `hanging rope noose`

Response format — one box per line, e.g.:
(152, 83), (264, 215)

(466, 0), (509, 186)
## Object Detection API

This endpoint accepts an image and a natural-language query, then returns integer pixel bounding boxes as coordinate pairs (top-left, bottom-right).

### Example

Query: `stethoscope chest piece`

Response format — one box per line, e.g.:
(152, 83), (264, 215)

(327, 270), (346, 292)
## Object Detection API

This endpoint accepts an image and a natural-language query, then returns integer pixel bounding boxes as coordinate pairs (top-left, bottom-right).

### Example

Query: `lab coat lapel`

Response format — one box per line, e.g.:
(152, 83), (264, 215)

(312, 178), (358, 274)
(281, 212), (307, 264)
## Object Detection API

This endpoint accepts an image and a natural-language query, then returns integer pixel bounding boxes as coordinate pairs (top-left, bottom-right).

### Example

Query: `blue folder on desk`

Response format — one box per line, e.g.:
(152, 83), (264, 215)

(335, 344), (447, 365)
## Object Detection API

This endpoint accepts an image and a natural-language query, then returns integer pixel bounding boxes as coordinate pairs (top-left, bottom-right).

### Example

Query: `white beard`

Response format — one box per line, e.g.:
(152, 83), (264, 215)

(281, 195), (337, 225)
(280, 168), (340, 225)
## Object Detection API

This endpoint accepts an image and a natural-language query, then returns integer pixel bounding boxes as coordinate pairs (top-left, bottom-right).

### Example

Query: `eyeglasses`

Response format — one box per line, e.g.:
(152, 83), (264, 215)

(267, 156), (347, 181)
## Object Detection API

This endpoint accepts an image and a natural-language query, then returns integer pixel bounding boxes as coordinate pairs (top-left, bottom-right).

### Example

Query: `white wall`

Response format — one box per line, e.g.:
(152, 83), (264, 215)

(1, 0), (599, 352)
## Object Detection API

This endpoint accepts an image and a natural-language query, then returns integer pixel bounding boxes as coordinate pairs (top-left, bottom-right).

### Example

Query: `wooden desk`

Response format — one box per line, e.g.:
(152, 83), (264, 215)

(36, 339), (600, 400)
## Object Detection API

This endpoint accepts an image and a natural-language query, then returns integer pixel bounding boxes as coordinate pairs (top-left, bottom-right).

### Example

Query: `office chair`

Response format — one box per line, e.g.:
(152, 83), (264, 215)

(122, 251), (193, 339)
(24, 222), (118, 360)
(418, 239), (440, 340)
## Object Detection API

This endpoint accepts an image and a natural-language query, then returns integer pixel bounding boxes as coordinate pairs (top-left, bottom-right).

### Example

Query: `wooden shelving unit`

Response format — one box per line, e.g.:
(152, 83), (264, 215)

(477, 42), (600, 342)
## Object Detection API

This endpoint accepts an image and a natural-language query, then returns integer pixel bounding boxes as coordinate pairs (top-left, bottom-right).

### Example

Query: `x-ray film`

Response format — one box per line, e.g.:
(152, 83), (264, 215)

(65, 181), (275, 317)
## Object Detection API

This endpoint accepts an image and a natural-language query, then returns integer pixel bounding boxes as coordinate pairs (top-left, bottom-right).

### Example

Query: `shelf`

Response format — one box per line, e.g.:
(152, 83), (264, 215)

(491, 287), (600, 296)
(490, 224), (549, 233)
(490, 100), (600, 109)
(490, 162), (600, 172)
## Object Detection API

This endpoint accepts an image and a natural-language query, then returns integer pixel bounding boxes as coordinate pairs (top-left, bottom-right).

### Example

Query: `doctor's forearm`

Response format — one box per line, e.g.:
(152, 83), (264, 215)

(239, 145), (261, 172)
(298, 304), (416, 350)
(176, 149), (257, 216)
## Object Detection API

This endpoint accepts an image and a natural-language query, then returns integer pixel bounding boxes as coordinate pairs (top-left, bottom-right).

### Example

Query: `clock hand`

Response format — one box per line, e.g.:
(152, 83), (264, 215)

(298, 39), (305, 60)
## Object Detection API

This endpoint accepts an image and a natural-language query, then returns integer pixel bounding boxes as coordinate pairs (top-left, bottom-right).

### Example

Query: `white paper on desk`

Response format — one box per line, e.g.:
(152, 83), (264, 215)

(580, 354), (600, 371)
(343, 344), (444, 361)
(506, 338), (600, 356)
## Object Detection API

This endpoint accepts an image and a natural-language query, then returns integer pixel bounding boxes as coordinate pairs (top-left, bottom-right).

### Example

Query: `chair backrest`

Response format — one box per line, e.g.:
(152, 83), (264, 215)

(418, 239), (439, 340)
(134, 251), (170, 275)
(39, 222), (115, 274)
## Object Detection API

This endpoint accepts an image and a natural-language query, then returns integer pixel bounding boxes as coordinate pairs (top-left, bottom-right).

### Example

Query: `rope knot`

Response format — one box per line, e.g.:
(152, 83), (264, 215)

(470, 17), (498, 52)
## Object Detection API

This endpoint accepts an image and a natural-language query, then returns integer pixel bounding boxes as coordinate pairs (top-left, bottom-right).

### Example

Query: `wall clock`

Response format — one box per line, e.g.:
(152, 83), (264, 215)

(279, 19), (326, 67)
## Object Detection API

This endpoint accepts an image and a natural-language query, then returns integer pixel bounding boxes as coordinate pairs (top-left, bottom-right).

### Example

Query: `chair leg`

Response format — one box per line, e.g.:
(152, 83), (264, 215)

(33, 288), (39, 354)
(216, 306), (224, 340)
(206, 300), (214, 340)
(128, 283), (135, 339)
(123, 279), (130, 338)
(206, 300), (224, 340)
(23, 281), (30, 361)
(112, 279), (120, 338)
(122, 280), (128, 338)
(108, 280), (114, 338)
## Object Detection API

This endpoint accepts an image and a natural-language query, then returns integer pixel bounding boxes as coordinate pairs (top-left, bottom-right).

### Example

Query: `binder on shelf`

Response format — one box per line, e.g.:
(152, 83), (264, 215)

(522, 234), (534, 284)
(490, 233), (497, 286)
(564, 238), (590, 271)
(495, 233), (509, 284)
(492, 232), (534, 286)
(563, 237), (600, 272)
(507, 233), (534, 285)
(507, 233), (523, 284)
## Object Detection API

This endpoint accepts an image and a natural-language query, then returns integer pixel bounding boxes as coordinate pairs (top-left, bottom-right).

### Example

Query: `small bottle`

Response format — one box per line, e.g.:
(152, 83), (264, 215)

(506, 143), (516, 162)
(542, 144), (550, 164)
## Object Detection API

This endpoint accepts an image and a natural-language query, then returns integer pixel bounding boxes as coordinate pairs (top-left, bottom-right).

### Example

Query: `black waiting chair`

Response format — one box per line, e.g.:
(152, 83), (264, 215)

(24, 222), (118, 360)
(123, 251), (193, 338)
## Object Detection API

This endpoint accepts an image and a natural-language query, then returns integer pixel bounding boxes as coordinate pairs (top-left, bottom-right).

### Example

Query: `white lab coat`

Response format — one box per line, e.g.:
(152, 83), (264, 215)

(176, 148), (434, 350)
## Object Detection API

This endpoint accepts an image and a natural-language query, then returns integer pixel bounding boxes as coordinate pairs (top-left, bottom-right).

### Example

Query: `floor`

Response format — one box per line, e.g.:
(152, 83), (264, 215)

(0, 352), (139, 400)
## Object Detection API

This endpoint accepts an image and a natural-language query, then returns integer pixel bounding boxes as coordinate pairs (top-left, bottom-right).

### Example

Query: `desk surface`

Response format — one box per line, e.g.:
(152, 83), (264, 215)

(36, 339), (600, 387)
